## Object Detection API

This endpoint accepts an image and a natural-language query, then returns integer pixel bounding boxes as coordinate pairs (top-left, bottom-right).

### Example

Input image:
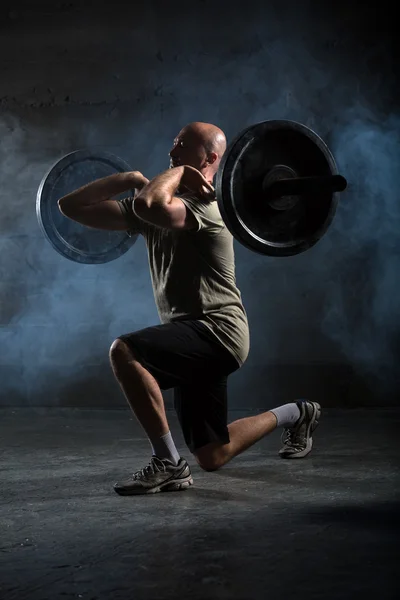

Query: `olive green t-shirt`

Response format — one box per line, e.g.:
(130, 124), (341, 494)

(118, 195), (250, 367)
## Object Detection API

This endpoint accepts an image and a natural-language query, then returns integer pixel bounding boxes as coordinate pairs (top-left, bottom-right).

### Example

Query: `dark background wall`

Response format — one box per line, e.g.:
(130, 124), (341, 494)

(0, 0), (398, 408)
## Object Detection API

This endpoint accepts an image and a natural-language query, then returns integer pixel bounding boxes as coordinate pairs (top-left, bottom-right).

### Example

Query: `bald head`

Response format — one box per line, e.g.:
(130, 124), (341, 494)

(185, 121), (227, 160)
(169, 121), (227, 182)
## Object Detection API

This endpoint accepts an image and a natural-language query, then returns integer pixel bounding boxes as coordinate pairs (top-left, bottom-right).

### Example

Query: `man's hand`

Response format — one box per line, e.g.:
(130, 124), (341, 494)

(181, 165), (215, 203)
(132, 172), (150, 192)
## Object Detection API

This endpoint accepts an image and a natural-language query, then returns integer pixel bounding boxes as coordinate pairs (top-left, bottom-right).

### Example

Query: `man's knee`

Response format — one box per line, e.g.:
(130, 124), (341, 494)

(194, 443), (225, 472)
(109, 338), (136, 366)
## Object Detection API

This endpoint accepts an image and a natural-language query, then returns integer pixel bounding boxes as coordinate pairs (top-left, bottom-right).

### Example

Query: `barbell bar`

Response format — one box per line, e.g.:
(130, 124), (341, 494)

(264, 174), (347, 201)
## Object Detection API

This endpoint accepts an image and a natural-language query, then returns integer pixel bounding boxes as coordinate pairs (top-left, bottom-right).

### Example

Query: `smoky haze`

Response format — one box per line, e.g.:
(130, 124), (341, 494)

(0, 0), (398, 407)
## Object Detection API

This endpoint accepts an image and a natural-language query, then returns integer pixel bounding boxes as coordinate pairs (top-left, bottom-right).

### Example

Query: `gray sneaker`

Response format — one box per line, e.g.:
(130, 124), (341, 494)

(113, 456), (193, 496)
(279, 400), (321, 459)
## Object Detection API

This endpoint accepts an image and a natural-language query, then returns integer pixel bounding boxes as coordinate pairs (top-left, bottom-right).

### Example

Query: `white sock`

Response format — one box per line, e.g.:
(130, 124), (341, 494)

(149, 431), (181, 466)
(270, 402), (301, 428)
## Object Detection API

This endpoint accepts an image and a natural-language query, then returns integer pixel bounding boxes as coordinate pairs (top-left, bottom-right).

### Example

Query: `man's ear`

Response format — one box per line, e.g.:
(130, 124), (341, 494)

(206, 152), (218, 165)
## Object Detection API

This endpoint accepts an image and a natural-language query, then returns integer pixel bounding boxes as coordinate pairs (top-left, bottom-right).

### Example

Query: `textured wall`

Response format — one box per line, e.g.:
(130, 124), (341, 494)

(0, 0), (398, 408)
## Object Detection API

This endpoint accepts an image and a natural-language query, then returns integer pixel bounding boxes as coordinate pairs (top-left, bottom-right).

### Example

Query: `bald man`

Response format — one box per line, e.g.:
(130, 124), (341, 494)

(58, 122), (321, 495)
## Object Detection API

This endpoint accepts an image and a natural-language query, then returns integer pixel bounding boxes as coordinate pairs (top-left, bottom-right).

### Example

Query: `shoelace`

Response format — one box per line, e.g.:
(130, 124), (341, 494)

(133, 457), (167, 481)
(282, 428), (305, 449)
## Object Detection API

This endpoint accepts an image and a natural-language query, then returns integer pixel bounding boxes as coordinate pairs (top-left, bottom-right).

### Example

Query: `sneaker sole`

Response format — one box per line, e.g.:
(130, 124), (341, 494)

(280, 402), (321, 459)
(114, 475), (194, 496)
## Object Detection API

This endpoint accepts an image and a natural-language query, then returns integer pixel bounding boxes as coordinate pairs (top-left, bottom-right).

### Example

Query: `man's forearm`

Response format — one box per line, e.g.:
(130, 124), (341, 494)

(135, 167), (184, 209)
(58, 171), (146, 210)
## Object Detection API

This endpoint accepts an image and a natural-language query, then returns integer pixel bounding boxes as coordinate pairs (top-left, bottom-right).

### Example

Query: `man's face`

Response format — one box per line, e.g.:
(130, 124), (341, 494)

(169, 128), (207, 171)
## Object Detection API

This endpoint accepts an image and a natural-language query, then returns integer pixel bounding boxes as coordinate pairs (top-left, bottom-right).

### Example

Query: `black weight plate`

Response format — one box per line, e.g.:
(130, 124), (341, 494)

(216, 120), (339, 256)
(36, 150), (138, 264)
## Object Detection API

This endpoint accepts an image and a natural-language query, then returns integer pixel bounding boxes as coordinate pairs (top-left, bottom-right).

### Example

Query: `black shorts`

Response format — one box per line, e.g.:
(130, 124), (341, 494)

(118, 320), (240, 453)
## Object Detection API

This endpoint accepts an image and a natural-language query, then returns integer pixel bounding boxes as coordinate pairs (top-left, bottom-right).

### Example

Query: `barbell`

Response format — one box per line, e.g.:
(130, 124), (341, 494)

(36, 119), (347, 263)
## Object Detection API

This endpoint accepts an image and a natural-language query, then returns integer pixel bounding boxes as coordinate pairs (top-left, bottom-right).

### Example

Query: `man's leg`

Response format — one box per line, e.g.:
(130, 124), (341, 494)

(176, 367), (315, 471)
(109, 338), (180, 465)
(194, 402), (321, 471)
(194, 410), (278, 470)
(109, 338), (193, 496)
(110, 338), (169, 437)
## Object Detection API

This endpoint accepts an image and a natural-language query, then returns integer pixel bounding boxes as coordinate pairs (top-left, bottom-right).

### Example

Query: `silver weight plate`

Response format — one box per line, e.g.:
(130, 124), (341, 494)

(36, 150), (138, 264)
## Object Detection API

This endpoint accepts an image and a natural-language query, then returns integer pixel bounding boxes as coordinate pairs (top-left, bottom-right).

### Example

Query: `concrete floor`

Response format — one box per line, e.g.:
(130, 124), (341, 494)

(0, 407), (399, 600)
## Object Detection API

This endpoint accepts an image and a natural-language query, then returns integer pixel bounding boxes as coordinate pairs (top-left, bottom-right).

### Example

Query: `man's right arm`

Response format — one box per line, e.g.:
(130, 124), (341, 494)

(57, 171), (149, 232)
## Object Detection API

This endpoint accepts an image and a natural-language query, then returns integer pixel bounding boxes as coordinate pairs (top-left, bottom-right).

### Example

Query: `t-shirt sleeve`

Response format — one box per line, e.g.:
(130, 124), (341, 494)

(117, 196), (144, 237)
(179, 194), (225, 234)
